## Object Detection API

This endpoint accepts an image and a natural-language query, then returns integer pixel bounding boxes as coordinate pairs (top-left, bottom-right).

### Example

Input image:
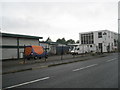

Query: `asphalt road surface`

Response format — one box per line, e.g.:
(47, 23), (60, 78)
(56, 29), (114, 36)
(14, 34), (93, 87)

(3, 53), (118, 89)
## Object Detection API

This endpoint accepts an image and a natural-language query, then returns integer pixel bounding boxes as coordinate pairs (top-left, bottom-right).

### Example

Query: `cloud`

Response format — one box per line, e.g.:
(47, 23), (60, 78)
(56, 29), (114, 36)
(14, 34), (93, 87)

(1, 2), (118, 41)
(2, 16), (50, 30)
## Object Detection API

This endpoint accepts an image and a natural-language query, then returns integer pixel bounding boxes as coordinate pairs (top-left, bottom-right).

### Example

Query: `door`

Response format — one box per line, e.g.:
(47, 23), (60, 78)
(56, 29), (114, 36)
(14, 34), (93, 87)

(98, 43), (103, 53)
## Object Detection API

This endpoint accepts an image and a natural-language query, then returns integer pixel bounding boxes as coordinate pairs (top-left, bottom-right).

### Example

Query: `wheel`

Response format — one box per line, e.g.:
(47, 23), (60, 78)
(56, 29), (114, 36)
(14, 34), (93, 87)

(27, 58), (30, 60)
(39, 57), (41, 59)
(45, 55), (48, 59)
(34, 56), (37, 60)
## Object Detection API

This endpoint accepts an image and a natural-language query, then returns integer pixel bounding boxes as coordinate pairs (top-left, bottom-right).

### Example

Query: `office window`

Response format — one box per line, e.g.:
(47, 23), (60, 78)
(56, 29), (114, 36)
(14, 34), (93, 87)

(114, 39), (117, 46)
(81, 33), (94, 44)
(98, 32), (102, 38)
(90, 45), (92, 47)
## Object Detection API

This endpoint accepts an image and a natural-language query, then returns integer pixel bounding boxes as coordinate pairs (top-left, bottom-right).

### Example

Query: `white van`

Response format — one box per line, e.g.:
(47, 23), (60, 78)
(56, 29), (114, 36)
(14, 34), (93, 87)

(70, 44), (96, 55)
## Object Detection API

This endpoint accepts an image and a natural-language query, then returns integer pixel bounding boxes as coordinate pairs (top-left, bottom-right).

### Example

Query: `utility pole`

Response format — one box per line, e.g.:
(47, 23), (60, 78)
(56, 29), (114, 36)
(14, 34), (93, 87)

(23, 45), (26, 64)
(118, 19), (120, 52)
(45, 46), (47, 61)
(61, 45), (63, 60)
(17, 38), (19, 60)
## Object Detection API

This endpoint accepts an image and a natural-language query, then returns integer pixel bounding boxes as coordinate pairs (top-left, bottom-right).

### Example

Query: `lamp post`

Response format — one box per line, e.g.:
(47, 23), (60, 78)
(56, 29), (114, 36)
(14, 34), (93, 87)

(118, 19), (120, 52)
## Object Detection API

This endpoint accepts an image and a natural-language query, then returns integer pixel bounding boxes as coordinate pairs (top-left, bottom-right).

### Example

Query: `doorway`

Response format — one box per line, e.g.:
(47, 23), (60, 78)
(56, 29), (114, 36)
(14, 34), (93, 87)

(98, 43), (103, 53)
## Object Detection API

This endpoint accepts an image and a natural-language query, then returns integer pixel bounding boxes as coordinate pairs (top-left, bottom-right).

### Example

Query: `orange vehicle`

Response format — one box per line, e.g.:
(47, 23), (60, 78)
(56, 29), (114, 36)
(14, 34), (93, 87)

(24, 45), (48, 60)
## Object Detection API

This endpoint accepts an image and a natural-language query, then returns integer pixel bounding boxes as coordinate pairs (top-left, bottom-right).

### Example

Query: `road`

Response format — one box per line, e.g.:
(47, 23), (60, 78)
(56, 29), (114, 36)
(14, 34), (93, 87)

(3, 53), (118, 89)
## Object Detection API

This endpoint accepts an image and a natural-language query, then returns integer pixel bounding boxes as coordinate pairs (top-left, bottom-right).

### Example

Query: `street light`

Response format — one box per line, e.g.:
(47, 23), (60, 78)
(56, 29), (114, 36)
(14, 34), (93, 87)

(118, 19), (120, 52)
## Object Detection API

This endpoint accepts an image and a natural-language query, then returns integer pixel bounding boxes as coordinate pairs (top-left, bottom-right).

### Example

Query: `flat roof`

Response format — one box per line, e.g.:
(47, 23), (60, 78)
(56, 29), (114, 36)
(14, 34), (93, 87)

(2, 33), (43, 39)
(39, 41), (59, 45)
(79, 30), (118, 34)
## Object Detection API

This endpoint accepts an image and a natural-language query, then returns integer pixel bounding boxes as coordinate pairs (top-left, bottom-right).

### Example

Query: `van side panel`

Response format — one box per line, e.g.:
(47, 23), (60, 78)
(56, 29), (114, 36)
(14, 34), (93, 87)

(24, 45), (48, 59)
(32, 46), (44, 55)
(25, 47), (32, 56)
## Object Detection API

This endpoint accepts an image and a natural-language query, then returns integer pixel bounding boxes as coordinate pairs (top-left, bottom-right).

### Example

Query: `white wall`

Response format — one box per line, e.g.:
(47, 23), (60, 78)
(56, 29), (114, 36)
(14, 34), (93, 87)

(19, 38), (39, 46)
(79, 33), (81, 45)
(2, 48), (17, 59)
(0, 35), (2, 60)
(19, 48), (24, 58)
(2, 37), (40, 60)
(2, 37), (17, 45)
(79, 30), (118, 53)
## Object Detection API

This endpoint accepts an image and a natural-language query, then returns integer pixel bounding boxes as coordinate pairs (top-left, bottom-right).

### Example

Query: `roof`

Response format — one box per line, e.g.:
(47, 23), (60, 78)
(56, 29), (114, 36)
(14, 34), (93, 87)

(2, 33), (43, 39)
(67, 44), (79, 46)
(79, 30), (118, 34)
(46, 37), (52, 42)
(39, 41), (64, 45)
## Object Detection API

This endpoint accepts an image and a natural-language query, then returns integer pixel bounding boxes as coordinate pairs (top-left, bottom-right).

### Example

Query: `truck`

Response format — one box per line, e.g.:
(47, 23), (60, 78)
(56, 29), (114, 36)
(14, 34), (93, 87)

(24, 45), (48, 60)
(70, 44), (97, 55)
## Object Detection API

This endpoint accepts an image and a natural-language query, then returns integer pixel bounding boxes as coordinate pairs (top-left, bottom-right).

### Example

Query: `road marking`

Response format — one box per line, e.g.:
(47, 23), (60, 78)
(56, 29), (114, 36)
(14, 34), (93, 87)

(4, 77), (50, 89)
(73, 64), (98, 72)
(106, 58), (117, 62)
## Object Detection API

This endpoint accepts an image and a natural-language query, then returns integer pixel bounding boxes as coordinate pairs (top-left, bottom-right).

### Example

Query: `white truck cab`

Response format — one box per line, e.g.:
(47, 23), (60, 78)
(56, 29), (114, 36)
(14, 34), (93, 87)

(70, 44), (96, 55)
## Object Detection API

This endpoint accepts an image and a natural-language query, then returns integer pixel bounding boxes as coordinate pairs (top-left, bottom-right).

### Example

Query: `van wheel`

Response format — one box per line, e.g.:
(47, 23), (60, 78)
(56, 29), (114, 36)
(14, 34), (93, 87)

(45, 55), (48, 59)
(27, 58), (30, 60)
(34, 56), (37, 60)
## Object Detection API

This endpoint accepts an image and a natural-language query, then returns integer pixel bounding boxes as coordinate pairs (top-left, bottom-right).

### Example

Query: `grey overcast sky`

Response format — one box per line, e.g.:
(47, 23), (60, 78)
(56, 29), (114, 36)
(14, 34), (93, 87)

(1, 0), (119, 42)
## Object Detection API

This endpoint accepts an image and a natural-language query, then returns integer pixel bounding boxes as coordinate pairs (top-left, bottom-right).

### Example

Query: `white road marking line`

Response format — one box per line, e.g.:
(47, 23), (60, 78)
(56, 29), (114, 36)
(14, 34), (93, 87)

(73, 64), (98, 72)
(106, 58), (117, 62)
(4, 77), (50, 89)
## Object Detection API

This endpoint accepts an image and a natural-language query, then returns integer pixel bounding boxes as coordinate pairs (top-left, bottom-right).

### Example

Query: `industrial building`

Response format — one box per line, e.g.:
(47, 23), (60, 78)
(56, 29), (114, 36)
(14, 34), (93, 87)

(79, 30), (118, 53)
(39, 41), (70, 55)
(39, 41), (57, 55)
(1, 33), (42, 60)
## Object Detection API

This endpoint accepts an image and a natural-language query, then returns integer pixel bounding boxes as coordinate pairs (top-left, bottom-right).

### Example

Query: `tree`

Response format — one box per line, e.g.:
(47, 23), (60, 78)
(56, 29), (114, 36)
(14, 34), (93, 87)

(76, 40), (79, 43)
(66, 39), (75, 44)
(46, 37), (52, 42)
(56, 38), (61, 43)
(61, 38), (66, 44)
(56, 38), (66, 44)
(56, 38), (76, 44)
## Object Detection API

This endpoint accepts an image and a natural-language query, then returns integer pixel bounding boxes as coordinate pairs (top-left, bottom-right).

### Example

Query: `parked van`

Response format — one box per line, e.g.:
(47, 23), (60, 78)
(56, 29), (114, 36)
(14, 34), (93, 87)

(24, 45), (48, 60)
(70, 45), (83, 55)
(70, 44), (96, 55)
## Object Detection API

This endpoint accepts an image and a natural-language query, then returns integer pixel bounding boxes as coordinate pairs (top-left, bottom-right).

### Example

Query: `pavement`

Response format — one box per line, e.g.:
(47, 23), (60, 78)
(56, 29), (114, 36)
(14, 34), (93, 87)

(2, 53), (118, 88)
(2, 53), (109, 75)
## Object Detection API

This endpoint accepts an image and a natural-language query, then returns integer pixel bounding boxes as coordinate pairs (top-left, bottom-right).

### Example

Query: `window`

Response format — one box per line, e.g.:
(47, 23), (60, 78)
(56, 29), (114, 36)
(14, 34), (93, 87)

(90, 45), (92, 47)
(103, 32), (107, 35)
(98, 32), (102, 38)
(114, 39), (117, 46)
(81, 33), (94, 44)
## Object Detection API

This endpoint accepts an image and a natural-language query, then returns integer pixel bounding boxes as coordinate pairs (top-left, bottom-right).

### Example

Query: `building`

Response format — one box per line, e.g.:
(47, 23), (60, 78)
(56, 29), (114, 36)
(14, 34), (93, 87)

(67, 43), (79, 53)
(40, 41), (70, 55)
(1, 33), (43, 60)
(39, 41), (57, 55)
(79, 30), (118, 53)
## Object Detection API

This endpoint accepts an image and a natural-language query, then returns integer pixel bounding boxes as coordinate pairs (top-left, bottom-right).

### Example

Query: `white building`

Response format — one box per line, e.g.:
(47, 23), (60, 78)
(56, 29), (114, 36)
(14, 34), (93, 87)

(1, 33), (43, 60)
(79, 30), (118, 53)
